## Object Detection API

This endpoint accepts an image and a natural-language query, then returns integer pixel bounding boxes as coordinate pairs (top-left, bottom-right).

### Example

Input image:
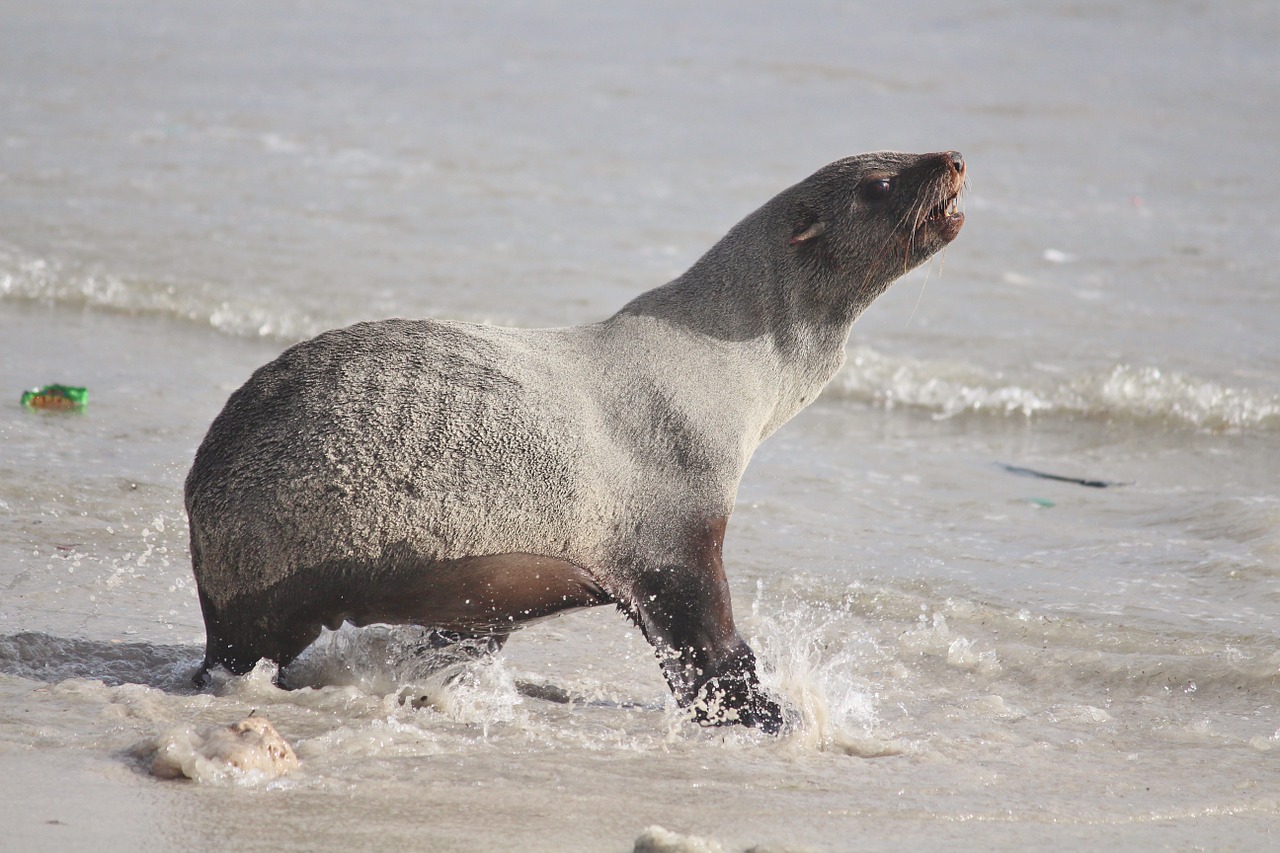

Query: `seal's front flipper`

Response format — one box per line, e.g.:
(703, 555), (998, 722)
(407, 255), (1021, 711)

(627, 517), (784, 734)
(687, 641), (785, 734)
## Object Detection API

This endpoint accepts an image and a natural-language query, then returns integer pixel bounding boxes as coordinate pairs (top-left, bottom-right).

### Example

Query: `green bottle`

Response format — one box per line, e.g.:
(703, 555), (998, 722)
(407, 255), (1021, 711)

(20, 384), (88, 410)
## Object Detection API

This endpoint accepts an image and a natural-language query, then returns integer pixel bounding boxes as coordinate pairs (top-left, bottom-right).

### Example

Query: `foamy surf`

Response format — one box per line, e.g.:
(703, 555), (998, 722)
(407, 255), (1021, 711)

(0, 244), (499, 343)
(835, 345), (1280, 431)
(138, 715), (298, 784)
(0, 247), (336, 342)
(7, 239), (1277, 433)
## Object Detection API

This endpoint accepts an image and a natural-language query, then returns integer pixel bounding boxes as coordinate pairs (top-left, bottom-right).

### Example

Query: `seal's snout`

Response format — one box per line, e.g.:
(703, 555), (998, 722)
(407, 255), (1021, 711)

(902, 150), (967, 253)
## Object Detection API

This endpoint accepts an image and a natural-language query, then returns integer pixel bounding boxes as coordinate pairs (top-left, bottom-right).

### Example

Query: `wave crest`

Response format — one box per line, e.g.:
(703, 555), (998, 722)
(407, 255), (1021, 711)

(6, 246), (1276, 432)
(834, 346), (1280, 431)
(0, 250), (332, 341)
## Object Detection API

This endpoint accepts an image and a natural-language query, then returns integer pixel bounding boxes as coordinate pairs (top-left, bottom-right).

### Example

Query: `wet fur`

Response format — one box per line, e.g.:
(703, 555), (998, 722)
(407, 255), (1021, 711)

(187, 150), (966, 732)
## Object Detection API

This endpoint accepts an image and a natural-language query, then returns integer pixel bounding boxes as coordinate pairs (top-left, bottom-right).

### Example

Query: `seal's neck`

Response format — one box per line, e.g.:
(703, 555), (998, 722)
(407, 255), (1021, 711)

(604, 215), (865, 445)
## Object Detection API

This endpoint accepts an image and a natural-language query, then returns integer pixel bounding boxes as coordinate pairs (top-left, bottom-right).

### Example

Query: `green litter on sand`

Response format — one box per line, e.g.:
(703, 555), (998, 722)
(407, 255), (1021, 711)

(20, 384), (88, 410)
(1024, 497), (1055, 509)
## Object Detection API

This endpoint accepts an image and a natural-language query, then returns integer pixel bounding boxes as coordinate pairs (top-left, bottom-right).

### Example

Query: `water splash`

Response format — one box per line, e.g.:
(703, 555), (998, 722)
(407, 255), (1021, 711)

(282, 624), (522, 730)
(748, 585), (908, 756)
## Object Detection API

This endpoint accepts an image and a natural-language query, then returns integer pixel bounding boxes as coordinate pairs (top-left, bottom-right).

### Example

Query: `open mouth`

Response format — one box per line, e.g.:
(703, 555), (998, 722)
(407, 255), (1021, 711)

(926, 192), (962, 223)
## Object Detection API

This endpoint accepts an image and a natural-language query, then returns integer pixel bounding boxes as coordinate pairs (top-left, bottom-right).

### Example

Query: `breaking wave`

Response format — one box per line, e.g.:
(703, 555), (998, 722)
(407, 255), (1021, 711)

(0, 242), (516, 343)
(5, 245), (1276, 433)
(0, 247), (336, 342)
(833, 345), (1280, 432)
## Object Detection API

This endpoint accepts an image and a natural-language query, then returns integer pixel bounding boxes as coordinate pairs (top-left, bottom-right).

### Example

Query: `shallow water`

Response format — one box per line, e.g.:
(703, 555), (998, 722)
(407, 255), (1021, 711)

(2, 1), (1279, 851)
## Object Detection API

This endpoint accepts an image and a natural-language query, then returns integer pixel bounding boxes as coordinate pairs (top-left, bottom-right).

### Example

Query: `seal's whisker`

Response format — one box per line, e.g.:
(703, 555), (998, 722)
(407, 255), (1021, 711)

(904, 258), (933, 328)
(896, 194), (930, 272)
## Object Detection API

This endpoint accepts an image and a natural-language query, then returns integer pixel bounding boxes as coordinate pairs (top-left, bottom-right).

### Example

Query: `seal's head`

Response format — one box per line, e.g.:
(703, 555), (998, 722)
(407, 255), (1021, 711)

(785, 150), (966, 311)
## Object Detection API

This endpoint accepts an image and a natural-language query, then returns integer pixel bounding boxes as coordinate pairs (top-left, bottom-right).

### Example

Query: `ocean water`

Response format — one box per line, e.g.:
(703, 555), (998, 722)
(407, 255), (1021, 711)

(2, 1), (1278, 851)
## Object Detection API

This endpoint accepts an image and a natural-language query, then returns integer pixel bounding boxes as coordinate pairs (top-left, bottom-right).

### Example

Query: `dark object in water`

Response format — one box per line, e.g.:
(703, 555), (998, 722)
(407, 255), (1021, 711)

(998, 462), (1126, 489)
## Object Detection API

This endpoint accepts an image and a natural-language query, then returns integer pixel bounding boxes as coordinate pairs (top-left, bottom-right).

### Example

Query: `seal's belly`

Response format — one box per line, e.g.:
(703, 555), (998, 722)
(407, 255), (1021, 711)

(343, 551), (613, 633)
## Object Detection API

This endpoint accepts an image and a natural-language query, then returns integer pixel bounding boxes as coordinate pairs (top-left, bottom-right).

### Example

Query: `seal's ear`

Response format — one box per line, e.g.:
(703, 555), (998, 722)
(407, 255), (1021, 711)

(789, 220), (828, 246)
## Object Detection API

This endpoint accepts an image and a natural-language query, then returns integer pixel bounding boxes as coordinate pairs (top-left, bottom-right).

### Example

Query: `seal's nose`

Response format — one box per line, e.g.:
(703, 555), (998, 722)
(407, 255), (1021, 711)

(948, 151), (965, 177)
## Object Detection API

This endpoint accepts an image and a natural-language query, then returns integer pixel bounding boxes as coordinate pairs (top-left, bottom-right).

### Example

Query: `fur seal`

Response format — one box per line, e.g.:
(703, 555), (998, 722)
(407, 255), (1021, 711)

(186, 150), (966, 733)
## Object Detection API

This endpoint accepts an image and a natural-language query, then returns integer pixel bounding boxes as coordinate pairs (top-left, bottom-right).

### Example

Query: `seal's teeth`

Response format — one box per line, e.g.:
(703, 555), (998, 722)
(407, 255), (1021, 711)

(926, 194), (958, 222)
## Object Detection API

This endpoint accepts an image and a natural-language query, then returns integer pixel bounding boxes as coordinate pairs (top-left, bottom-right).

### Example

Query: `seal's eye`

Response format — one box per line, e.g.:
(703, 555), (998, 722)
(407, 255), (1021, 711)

(863, 178), (893, 201)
